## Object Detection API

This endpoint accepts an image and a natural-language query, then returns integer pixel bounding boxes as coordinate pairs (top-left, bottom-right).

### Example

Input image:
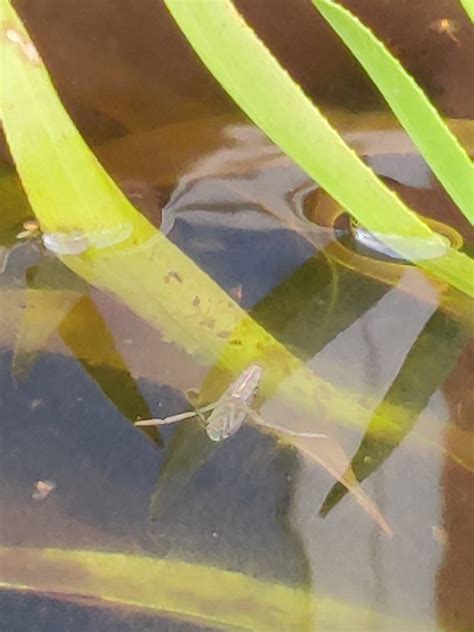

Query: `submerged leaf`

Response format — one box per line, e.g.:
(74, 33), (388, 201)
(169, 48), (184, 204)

(12, 257), (86, 380)
(149, 421), (215, 521)
(57, 294), (161, 444)
(0, 546), (436, 631)
(0, 166), (33, 244)
(292, 433), (392, 537)
(320, 308), (470, 516)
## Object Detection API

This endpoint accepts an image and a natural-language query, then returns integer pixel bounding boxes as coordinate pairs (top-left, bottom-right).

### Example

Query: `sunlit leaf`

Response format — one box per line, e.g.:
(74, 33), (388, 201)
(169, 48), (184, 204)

(459, 0), (474, 22)
(162, 0), (474, 295)
(312, 0), (474, 224)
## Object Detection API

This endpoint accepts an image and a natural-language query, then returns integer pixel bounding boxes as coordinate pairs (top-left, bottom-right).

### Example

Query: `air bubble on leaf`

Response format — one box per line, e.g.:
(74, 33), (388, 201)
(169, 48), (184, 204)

(88, 222), (133, 249)
(42, 230), (90, 255)
(352, 226), (451, 262)
(42, 222), (133, 255)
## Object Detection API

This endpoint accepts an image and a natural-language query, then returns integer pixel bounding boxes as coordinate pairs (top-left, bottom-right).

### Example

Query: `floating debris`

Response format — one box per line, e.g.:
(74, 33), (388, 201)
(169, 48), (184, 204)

(164, 270), (183, 284)
(16, 219), (41, 241)
(0, 247), (10, 274)
(32, 479), (57, 502)
(229, 284), (243, 302)
(432, 525), (448, 546)
(30, 398), (43, 411)
(429, 18), (460, 44)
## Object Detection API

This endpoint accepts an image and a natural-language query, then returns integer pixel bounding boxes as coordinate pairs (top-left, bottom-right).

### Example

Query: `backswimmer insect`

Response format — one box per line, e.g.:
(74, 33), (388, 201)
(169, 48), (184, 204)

(136, 364), (326, 442)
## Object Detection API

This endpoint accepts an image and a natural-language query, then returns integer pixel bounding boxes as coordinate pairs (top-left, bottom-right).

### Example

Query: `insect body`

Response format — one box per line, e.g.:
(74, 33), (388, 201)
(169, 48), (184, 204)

(136, 364), (326, 442)
(136, 364), (261, 441)
(205, 364), (262, 441)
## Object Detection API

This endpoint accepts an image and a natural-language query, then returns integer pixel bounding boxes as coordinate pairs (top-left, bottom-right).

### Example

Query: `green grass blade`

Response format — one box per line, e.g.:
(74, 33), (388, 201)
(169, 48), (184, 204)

(0, 546), (441, 631)
(459, 0), (474, 22)
(312, 0), (474, 224)
(163, 0), (474, 296)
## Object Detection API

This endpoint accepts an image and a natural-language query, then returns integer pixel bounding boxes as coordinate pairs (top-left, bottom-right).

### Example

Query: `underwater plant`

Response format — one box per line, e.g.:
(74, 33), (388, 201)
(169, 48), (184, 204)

(1, 1), (473, 627)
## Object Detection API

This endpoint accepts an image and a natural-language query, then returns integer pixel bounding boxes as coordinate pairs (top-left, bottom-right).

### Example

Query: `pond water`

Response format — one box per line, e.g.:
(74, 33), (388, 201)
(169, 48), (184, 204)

(1, 1), (473, 631)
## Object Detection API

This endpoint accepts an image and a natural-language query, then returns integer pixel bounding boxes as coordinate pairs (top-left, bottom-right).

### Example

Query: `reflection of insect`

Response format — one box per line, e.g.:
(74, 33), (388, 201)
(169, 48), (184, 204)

(136, 364), (326, 442)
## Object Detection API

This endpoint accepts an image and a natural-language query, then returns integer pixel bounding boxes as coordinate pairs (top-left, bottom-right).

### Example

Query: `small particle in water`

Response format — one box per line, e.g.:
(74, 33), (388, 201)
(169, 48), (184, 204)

(32, 479), (56, 501)
(122, 338), (133, 345)
(212, 532), (219, 539)
(201, 315), (215, 329)
(30, 398), (43, 411)
(5, 28), (41, 64)
(0, 247), (10, 274)
(16, 219), (41, 241)
(429, 18), (460, 44)
(24, 220), (40, 232)
(229, 284), (243, 302)
(164, 270), (183, 284)
(432, 525), (448, 546)
(42, 230), (89, 255)
(192, 296), (200, 307)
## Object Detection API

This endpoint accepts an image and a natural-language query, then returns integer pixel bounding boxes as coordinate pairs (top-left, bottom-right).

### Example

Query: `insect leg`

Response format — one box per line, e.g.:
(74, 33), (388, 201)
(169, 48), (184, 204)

(135, 410), (199, 426)
(135, 402), (218, 427)
(242, 405), (327, 439)
(194, 401), (218, 423)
